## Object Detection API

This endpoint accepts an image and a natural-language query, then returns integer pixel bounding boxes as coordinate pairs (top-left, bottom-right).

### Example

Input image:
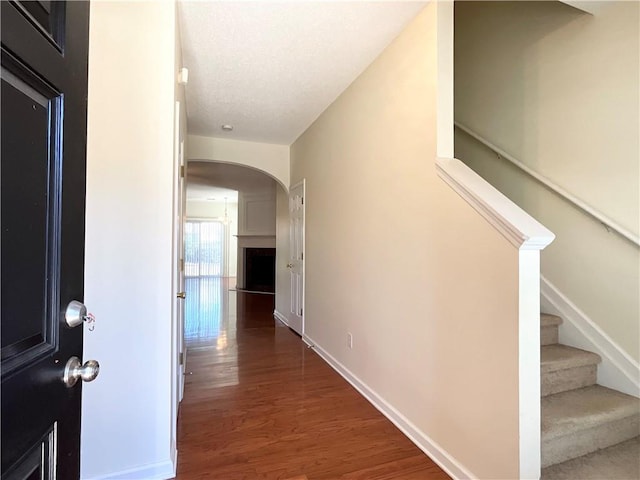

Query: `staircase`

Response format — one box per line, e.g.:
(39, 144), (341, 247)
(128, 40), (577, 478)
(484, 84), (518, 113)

(540, 314), (640, 479)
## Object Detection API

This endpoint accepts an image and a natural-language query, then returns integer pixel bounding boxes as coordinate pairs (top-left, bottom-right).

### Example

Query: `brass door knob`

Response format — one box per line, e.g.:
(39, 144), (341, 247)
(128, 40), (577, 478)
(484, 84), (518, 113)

(177, 292), (186, 299)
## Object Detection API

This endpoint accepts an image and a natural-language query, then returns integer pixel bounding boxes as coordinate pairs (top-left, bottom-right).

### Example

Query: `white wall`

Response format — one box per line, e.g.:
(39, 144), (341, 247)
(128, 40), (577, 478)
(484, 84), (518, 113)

(186, 200), (239, 277)
(236, 188), (277, 289)
(238, 188), (276, 236)
(188, 135), (290, 191)
(454, 1), (640, 362)
(287, 3), (539, 478)
(83, 2), (177, 478)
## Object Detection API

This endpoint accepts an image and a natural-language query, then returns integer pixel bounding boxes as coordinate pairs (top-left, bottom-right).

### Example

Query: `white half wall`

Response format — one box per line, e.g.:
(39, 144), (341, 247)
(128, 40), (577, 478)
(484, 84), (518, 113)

(83, 2), (176, 478)
(287, 3), (549, 478)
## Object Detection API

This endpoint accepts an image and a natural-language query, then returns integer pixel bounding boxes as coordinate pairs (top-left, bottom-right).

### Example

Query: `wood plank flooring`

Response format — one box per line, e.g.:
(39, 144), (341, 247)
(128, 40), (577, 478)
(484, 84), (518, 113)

(176, 280), (450, 480)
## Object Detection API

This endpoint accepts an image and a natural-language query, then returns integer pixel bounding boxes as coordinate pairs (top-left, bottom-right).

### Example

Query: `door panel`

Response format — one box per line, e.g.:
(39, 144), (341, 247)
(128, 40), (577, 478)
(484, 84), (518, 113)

(288, 181), (305, 335)
(11, 1), (65, 50)
(3, 424), (56, 480)
(1, 2), (90, 478)
(1, 50), (62, 375)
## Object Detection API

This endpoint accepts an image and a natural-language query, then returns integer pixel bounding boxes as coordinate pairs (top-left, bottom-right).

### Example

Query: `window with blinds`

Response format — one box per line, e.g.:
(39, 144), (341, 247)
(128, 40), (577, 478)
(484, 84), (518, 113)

(184, 220), (224, 277)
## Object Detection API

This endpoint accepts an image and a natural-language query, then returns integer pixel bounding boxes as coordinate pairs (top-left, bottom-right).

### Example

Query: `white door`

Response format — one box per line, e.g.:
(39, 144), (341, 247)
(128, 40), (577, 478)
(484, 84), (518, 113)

(177, 141), (186, 401)
(288, 180), (305, 335)
(173, 101), (187, 406)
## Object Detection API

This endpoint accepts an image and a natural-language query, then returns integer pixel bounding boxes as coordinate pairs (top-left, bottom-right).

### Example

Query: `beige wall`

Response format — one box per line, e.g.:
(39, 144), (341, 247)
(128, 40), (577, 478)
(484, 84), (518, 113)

(83, 1), (177, 478)
(454, 1), (640, 362)
(455, 1), (639, 234)
(288, 4), (529, 478)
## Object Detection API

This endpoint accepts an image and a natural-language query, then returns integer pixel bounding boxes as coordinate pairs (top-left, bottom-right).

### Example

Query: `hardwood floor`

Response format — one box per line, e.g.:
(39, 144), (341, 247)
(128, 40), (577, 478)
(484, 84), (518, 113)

(176, 279), (450, 480)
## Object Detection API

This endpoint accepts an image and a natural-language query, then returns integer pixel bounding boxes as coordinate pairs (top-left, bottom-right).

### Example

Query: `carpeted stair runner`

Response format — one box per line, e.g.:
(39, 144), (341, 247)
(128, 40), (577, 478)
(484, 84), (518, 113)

(539, 314), (640, 479)
(541, 437), (639, 480)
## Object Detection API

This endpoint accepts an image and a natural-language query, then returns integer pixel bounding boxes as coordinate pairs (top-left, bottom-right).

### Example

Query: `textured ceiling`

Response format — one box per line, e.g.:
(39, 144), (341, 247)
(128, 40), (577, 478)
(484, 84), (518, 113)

(178, 1), (427, 145)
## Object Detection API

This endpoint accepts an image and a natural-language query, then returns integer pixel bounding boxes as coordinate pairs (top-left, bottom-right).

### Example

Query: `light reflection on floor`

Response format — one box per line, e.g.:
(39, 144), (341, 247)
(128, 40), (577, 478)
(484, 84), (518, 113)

(183, 277), (278, 388)
(184, 276), (237, 350)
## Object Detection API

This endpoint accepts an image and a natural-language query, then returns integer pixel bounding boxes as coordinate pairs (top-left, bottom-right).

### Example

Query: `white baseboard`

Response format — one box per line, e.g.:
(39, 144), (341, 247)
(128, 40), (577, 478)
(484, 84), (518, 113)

(83, 458), (176, 480)
(273, 309), (289, 326)
(541, 276), (640, 397)
(170, 441), (178, 478)
(302, 334), (475, 480)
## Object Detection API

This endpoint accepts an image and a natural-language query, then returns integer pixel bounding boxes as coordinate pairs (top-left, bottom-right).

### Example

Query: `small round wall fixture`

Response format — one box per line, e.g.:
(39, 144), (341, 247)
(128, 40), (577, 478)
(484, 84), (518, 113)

(221, 124), (233, 131)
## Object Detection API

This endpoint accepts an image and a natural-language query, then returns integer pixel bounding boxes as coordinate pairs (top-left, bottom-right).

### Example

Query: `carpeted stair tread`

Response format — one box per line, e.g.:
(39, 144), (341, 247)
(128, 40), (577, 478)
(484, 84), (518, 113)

(542, 385), (640, 441)
(541, 314), (562, 346)
(541, 436), (640, 480)
(541, 313), (562, 327)
(539, 312), (640, 473)
(541, 345), (601, 373)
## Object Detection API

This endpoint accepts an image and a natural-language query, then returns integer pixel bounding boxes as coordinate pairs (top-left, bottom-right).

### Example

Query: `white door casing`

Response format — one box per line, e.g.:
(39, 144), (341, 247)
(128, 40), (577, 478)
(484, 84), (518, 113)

(178, 140), (186, 401)
(288, 180), (305, 335)
(172, 101), (187, 412)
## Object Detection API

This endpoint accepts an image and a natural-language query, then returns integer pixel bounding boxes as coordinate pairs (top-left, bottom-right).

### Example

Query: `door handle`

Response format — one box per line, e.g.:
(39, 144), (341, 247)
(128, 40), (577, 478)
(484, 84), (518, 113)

(63, 357), (100, 388)
(177, 292), (186, 299)
(286, 264), (293, 269)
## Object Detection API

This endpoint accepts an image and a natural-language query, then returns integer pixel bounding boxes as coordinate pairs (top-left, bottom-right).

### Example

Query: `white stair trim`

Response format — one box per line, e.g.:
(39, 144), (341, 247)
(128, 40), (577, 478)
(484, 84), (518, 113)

(559, 1), (607, 15)
(302, 334), (476, 480)
(436, 156), (549, 478)
(436, 157), (555, 250)
(541, 276), (640, 398)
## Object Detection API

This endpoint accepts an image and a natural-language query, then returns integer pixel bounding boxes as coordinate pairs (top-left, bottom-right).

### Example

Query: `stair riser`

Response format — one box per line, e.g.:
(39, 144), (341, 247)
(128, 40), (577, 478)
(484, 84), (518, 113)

(541, 325), (558, 346)
(542, 415), (640, 468)
(542, 365), (597, 397)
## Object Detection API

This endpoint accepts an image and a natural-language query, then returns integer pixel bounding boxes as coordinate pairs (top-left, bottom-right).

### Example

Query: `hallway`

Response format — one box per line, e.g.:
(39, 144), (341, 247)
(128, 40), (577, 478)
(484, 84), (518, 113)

(175, 281), (450, 479)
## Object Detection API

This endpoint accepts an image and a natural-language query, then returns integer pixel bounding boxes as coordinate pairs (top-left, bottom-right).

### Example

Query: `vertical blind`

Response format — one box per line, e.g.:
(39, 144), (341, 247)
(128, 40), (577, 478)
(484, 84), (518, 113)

(184, 220), (225, 345)
(184, 220), (224, 277)
(184, 276), (223, 344)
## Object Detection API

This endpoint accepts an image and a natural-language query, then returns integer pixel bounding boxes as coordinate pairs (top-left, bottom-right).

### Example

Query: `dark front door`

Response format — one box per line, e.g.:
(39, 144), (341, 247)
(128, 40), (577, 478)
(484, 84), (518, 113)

(1, 2), (91, 478)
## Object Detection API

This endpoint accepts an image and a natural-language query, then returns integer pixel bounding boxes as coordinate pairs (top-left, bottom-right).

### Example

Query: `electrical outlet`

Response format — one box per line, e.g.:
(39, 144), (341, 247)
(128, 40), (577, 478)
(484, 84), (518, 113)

(347, 332), (353, 349)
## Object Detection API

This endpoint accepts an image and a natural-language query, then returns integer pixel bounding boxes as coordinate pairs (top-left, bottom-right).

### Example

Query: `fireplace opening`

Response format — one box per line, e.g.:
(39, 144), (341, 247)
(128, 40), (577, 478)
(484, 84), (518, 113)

(244, 248), (276, 293)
